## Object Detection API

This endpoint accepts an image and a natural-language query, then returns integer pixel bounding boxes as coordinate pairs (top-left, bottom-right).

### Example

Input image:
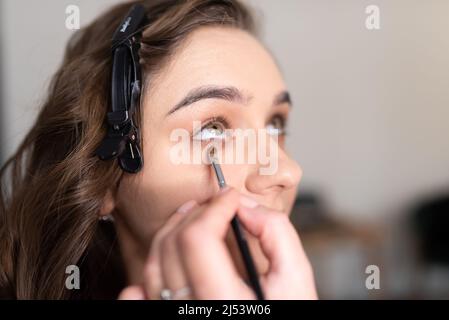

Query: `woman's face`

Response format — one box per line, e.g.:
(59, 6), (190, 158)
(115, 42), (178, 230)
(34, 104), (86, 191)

(113, 26), (302, 276)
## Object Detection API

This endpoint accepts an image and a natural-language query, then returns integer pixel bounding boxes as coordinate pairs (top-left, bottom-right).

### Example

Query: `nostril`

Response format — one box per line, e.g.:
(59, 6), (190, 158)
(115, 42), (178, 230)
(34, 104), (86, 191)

(270, 165), (302, 191)
(284, 166), (302, 189)
(244, 155), (302, 195)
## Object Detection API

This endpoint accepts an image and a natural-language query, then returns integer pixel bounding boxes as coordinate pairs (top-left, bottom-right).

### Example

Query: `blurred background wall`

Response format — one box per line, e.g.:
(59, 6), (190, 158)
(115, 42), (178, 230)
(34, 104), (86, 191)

(1, 0), (448, 299)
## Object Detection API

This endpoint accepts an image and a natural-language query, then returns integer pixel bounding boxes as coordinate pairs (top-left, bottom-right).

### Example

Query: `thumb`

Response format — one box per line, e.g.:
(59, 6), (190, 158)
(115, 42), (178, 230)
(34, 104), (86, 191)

(237, 204), (308, 274)
(118, 285), (145, 300)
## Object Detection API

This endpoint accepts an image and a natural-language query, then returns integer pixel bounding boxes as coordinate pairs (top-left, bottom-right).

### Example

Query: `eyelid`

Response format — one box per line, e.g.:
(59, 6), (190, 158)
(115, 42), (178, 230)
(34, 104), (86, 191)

(191, 112), (288, 141)
(266, 113), (288, 136)
(192, 116), (231, 141)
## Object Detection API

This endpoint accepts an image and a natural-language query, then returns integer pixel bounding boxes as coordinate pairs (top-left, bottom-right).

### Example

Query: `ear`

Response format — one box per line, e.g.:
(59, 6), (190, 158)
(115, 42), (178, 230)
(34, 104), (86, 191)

(99, 189), (116, 218)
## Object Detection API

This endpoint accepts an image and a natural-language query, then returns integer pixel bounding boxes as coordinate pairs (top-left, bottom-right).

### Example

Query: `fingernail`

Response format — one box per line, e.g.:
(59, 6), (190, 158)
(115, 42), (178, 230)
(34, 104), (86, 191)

(177, 200), (197, 214)
(240, 195), (258, 208)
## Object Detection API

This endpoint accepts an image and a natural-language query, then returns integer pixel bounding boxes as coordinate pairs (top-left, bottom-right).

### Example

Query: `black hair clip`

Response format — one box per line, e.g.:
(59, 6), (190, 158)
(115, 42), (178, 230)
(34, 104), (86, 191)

(95, 4), (147, 173)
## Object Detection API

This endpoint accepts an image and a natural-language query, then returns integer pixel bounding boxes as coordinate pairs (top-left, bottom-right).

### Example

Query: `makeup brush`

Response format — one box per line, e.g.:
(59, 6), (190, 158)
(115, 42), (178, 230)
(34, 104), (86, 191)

(207, 146), (265, 300)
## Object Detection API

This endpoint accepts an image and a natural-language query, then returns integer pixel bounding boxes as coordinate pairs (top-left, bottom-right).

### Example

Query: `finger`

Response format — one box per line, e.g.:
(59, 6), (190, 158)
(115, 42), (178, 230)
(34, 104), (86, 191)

(238, 205), (318, 299)
(144, 200), (197, 299)
(237, 204), (308, 274)
(118, 285), (145, 300)
(186, 187), (241, 237)
(160, 203), (199, 296)
(177, 188), (254, 299)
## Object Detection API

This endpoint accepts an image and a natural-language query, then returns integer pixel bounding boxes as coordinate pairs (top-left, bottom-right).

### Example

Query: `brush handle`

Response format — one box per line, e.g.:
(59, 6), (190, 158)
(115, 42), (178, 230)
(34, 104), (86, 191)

(231, 216), (265, 300)
(210, 158), (264, 300)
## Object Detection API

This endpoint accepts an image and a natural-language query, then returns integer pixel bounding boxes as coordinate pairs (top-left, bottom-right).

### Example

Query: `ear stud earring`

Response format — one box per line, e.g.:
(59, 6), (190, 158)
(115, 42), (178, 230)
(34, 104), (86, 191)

(99, 214), (115, 222)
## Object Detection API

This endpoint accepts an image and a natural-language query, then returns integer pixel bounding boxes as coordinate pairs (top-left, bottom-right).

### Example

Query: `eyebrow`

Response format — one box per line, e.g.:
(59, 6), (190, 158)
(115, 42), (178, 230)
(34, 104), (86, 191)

(273, 91), (292, 107)
(166, 85), (291, 116)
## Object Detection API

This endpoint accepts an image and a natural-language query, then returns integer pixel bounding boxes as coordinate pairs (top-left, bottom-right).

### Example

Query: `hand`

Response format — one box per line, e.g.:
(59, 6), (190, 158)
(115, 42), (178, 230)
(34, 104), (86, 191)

(118, 187), (317, 300)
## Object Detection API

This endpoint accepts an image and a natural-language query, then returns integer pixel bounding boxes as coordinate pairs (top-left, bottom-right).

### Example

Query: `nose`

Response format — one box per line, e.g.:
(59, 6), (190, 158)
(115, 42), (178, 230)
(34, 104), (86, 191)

(245, 141), (303, 195)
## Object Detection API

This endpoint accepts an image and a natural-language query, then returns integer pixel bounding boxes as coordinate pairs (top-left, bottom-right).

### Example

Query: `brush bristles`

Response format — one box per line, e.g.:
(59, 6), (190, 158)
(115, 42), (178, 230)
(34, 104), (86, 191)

(207, 146), (218, 163)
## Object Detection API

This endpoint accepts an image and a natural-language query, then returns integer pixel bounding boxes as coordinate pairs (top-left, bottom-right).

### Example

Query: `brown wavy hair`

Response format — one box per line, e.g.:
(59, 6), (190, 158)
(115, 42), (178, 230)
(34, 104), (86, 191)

(0, 0), (255, 299)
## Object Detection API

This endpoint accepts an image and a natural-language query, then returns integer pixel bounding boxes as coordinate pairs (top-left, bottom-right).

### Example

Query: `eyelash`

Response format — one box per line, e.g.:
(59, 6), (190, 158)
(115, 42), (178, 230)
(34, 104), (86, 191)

(267, 113), (288, 137)
(192, 113), (288, 141)
(192, 116), (230, 141)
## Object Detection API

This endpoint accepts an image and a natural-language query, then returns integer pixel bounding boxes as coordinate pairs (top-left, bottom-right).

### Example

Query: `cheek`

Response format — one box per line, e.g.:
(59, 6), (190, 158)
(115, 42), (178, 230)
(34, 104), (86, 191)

(117, 155), (218, 242)
(149, 142), (218, 201)
(283, 188), (297, 215)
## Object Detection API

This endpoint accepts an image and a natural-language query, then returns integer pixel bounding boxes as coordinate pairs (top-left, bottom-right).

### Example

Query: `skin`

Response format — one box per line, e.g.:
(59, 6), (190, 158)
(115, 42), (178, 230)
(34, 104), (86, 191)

(100, 26), (317, 299)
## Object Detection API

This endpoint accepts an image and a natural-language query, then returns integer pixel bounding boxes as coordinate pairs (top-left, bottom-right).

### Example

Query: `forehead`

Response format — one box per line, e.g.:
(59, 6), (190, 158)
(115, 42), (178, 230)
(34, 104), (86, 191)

(145, 26), (286, 114)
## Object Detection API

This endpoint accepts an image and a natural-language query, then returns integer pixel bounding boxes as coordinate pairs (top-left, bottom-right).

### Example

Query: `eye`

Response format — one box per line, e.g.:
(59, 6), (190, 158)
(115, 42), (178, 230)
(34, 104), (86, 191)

(192, 116), (230, 141)
(266, 114), (287, 136)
